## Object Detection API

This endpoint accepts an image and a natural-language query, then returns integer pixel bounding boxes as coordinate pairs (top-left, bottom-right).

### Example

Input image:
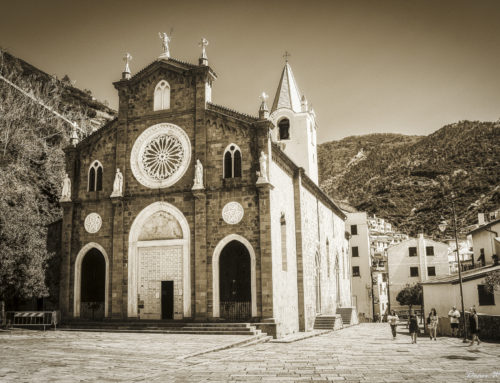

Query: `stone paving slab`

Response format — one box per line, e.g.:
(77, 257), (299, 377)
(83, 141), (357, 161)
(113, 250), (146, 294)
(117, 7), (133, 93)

(270, 330), (331, 343)
(0, 329), (249, 382)
(1, 324), (499, 382)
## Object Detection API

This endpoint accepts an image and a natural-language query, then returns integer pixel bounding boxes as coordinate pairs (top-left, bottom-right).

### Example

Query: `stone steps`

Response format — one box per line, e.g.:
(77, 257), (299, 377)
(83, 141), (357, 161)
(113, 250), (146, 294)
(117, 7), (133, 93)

(336, 308), (353, 326)
(59, 321), (262, 336)
(60, 328), (259, 335)
(313, 315), (338, 330)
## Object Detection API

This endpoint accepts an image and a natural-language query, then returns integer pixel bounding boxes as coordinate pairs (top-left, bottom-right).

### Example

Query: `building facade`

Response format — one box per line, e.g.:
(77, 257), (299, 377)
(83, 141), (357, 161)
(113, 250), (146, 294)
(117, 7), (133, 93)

(387, 234), (449, 310)
(347, 213), (407, 321)
(58, 46), (352, 337)
(422, 264), (500, 337)
(468, 210), (500, 267)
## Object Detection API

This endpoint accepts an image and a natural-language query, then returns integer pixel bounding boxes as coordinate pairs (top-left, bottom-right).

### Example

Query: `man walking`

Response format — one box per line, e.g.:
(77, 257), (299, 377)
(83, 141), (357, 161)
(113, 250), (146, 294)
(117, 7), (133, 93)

(448, 306), (460, 337)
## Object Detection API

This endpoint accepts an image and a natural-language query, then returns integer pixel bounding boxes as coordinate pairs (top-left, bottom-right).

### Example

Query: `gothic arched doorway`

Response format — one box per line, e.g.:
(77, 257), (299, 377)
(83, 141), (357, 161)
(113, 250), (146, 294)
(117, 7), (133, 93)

(128, 201), (190, 320)
(219, 240), (251, 320)
(80, 248), (106, 320)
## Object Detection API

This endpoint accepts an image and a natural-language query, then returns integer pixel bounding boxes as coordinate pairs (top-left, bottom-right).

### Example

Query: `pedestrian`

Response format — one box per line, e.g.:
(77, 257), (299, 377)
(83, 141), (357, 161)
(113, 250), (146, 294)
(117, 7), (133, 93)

(448, 306), (460, 337)
(427, 308), (438, 341)
(387, 310), (399, 339)
(408, 309), (420, 344)
(469, 307), (480, 346)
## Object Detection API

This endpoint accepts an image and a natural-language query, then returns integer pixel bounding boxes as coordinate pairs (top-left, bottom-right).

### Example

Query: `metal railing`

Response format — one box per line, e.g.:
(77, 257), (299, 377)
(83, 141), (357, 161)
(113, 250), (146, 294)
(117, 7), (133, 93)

(80, 302), (104, 320)
(220, 301), (251, 321)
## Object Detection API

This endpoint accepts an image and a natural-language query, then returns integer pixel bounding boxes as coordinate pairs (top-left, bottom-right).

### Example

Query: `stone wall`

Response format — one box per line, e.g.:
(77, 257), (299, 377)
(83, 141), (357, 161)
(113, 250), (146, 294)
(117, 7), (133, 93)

(269, 160), (299, 336)
(299, 186), (347, 331)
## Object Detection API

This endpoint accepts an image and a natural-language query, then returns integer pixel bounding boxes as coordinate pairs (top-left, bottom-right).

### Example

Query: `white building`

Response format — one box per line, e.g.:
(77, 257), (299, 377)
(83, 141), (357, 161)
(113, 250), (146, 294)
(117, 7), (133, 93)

(347, 213), (407, 321)
(468, 210), (500, 267)
(422, 264), (500, 335)
(387, 234), (449, 310)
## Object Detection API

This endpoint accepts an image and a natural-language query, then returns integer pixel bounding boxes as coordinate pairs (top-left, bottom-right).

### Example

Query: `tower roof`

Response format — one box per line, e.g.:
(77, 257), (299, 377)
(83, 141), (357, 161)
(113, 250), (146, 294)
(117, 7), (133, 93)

(271, 62), (302, 113)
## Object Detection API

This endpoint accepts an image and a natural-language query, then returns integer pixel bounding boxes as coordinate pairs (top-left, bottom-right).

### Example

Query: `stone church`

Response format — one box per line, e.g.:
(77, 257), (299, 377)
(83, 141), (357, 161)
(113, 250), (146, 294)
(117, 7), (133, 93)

(58, 39), (353, 337)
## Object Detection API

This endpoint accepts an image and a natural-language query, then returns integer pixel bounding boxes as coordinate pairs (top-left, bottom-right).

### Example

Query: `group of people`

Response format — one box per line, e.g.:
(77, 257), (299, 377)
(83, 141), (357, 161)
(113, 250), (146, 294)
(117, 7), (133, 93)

(385, 306), (481, 346)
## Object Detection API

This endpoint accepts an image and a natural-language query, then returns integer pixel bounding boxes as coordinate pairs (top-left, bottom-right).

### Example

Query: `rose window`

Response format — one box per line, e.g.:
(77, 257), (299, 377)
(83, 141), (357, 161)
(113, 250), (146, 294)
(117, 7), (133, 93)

(142, 135), (184, 180)
(131, 123), (191, 189)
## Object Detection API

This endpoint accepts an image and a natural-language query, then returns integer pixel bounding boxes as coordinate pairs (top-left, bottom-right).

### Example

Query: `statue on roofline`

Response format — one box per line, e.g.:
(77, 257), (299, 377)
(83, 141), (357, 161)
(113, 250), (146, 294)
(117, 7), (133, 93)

(159, 32), (171, 58)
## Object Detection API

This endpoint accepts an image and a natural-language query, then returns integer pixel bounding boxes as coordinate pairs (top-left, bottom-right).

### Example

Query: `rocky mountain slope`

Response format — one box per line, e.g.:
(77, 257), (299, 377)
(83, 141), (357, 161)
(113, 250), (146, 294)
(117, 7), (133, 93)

(0, 49), (116, 131)
(318, 122), (500, 237)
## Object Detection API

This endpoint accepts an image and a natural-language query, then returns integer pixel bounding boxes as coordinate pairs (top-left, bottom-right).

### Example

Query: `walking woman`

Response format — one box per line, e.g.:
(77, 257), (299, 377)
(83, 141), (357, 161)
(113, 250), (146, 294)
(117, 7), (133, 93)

(469, 307), (480, 346)
(427, 308), (438, 341)
(387, 310), (399, 339)
(408, 309), (420, 344)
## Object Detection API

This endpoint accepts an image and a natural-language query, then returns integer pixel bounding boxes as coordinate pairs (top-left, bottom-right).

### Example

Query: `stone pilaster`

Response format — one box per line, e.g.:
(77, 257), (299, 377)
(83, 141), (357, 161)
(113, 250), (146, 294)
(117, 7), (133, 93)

(293, 168), (306, 331)
(111, 197), (125, 318)
(192, 189), (207, 320)
(59, 201), (74, 319)
(257, 182), (274, 318)
(254, 119), (275, 319)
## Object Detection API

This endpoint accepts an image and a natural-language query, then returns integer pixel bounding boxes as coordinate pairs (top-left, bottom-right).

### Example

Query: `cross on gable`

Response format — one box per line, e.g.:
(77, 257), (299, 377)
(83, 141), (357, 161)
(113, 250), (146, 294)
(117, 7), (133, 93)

(283, 51), (291, 62)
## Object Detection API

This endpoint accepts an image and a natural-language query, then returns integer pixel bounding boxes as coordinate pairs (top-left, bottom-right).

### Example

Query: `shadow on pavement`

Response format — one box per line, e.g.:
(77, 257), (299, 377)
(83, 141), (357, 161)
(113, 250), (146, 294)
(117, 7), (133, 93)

(443, 355), (478, 361)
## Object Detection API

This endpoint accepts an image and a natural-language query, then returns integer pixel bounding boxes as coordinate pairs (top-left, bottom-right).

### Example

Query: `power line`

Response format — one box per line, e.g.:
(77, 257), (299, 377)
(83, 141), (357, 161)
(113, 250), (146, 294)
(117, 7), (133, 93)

(0, 73), (84, 133)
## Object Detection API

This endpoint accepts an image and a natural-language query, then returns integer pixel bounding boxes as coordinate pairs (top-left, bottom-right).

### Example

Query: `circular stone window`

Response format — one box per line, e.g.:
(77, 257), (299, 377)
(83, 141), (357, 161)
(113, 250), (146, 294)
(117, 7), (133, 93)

(222, 202), (244, 224)
(130, 123), (191, 188)
(84, 213), (102, 234)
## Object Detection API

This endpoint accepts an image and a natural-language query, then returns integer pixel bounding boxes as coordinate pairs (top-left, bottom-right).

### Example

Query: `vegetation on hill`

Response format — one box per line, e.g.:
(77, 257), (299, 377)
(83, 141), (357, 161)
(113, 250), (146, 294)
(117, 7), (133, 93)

(319, 122), (500, 237)
(0, 50), (115, 305)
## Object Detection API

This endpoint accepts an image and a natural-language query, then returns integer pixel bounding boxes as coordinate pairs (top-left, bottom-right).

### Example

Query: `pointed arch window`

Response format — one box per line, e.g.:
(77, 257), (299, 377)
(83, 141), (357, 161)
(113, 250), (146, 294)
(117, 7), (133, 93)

(280, 213), (287, 271)
(88, 161), (103, 192)
(153, 80), (171, 111)
(223, 144), (242, 179)
(326, 240), (330, 278)
(278, 118), (290, 140)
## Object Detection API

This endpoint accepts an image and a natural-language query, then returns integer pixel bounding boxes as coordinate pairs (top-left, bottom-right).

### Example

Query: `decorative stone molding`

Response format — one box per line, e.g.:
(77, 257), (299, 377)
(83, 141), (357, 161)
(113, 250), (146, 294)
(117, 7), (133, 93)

(222, 202), (244, 224)
(84, 213), (102, 234)
(130, 123), (191, 189)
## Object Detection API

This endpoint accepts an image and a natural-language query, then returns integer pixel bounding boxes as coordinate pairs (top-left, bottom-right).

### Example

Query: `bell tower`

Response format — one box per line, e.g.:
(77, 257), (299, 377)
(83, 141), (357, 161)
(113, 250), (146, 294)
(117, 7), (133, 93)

(269, 61), (318, 184)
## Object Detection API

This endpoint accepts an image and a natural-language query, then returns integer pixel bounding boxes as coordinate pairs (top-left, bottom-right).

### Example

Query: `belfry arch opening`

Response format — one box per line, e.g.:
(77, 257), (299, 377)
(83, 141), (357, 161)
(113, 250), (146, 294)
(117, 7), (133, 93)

(80, 248), (106, 320)
(219, 240), (252, 320)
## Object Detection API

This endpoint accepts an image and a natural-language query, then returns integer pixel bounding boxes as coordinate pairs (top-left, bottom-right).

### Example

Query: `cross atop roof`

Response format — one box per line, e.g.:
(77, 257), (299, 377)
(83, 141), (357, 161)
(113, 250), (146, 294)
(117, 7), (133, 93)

(283, 51), (291, 62)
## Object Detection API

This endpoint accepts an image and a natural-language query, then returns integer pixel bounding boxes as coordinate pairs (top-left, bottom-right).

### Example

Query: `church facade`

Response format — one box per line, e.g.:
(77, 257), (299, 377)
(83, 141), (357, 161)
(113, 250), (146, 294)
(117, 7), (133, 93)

(59, 44), (352, 337)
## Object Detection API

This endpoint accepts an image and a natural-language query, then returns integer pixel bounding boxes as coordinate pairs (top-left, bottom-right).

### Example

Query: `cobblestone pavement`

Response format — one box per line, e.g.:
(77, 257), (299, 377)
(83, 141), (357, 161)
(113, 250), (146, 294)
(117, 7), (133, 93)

(1, 324), (499, 382)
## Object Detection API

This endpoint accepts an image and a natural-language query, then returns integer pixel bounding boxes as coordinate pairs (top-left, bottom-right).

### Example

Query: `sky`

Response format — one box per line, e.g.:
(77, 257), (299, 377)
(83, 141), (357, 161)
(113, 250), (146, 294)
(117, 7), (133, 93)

(1, 0), (500, 143)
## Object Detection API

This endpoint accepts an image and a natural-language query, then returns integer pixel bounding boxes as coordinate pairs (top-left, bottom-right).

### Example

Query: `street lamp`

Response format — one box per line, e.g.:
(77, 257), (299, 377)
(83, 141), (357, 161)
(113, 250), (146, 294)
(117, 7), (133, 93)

(438, 193), (468, 343)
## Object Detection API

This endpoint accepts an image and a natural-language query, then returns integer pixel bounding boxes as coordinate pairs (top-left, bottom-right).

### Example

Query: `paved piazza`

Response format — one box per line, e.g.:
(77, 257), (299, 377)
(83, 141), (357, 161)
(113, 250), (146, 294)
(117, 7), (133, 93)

(0, 324), (499, 382)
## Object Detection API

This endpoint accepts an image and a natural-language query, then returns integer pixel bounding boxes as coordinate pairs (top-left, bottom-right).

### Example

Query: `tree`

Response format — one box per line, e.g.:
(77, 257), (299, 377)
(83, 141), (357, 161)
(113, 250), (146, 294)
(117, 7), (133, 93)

(0, 50), (90, 307)
(396, 283), (423, 310)
(485, 270), (500, 294)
